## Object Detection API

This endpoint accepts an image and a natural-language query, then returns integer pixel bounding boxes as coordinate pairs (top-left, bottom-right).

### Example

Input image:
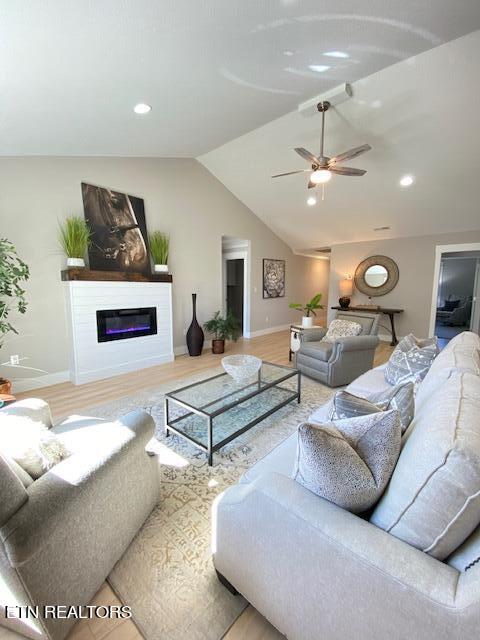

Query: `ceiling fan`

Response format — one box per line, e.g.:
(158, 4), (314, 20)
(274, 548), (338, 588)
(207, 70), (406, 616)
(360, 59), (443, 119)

(272, 101), (371, 189)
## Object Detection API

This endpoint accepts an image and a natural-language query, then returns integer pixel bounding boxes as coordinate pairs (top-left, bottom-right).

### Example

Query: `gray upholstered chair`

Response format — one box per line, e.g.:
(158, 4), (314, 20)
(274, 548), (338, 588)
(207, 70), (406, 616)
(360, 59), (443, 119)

(295, 311), (380, 387)
(0, 399), (159, 640)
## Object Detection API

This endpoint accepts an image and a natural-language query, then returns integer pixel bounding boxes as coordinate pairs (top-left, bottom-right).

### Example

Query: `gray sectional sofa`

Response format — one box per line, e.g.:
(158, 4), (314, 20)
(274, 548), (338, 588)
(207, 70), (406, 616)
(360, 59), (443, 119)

(0, 401), (159, 640)
(213, 331), (480, 640)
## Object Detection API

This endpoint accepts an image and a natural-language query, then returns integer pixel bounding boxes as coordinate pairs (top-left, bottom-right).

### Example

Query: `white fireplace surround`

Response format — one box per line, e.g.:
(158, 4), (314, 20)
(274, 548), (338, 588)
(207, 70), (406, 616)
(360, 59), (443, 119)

(64, 280), (174, 384)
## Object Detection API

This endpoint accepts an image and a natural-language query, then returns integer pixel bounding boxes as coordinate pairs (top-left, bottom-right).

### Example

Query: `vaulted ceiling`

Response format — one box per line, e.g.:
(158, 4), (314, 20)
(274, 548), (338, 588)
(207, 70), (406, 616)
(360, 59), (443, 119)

(2, 1), (480, 156)
(199, 30), (480, 251)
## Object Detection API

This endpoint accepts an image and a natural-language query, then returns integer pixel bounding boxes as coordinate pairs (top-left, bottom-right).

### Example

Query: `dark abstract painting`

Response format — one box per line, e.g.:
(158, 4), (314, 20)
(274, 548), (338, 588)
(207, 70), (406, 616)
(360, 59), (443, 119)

(263, 258), (285, 298)
(81, 182), (150, 274)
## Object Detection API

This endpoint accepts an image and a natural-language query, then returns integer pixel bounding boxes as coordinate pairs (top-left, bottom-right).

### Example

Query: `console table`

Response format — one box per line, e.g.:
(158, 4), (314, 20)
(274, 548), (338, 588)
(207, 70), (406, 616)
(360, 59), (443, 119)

(331, 306), (404, 346)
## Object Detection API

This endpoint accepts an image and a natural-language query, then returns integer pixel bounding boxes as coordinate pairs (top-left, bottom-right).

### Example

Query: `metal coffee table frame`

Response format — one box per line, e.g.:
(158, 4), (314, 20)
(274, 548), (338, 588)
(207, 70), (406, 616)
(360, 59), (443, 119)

(164, 361), (301, 465)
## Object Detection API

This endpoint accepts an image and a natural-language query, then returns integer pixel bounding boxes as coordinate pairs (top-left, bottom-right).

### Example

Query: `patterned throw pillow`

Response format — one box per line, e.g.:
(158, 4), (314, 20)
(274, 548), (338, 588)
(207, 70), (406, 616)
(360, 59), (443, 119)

(322, 319), (362, 344)
(384, 334), (438, 386)
(293, 410), (401, 513)
(332, 383), (414, 433)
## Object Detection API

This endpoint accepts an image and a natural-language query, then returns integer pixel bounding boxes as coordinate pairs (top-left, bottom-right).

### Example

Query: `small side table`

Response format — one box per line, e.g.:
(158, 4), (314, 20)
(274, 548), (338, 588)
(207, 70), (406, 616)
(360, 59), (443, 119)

(289, 324), (324, 361)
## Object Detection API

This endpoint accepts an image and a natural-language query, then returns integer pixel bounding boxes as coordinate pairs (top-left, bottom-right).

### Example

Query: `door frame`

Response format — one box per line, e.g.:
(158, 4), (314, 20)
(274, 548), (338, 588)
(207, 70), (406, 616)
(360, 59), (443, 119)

(428, 242), (480, 336)
(222, 247), (250, 337)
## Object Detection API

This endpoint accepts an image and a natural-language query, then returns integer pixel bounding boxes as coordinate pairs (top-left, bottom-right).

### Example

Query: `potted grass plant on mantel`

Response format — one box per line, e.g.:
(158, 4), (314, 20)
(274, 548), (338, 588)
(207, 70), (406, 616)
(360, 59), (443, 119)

(149, 231), (169, 273)
(0, 238), (29, 395)
(58, 216), (91, 268)
(289, 293), (323, 328)
(204, 310), (241, 354)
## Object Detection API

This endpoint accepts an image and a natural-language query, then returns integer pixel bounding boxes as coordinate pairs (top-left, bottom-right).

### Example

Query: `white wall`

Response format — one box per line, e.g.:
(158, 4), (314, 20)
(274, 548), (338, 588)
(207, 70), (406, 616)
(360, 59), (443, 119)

(0, 157), (329, 387)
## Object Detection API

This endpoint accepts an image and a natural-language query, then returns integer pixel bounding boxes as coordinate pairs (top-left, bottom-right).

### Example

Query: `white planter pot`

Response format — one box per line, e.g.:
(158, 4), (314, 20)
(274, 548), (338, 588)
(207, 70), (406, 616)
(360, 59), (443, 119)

(302, 316), (314, 328)
(154, 264), (169, 273)
(67, 257), (85, 268)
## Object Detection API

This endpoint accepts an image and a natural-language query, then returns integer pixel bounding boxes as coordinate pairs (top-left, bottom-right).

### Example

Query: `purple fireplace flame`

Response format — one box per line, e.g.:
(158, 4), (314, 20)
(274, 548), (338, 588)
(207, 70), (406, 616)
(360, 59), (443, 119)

(97, 308), (157, 342)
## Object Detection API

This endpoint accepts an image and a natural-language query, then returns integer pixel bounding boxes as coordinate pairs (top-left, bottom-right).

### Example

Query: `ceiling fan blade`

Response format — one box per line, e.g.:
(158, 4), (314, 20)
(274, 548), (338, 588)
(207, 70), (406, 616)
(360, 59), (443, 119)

(294, 147), (321, 165)
(330, 165), (367, 176)
(271, 170), (310, 178)
(330, 144), (371, 164)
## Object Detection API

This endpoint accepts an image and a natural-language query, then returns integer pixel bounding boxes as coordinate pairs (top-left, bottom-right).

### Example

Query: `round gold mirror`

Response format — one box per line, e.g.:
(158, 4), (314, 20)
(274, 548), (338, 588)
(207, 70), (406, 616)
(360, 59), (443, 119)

(354, 255), (399, 297)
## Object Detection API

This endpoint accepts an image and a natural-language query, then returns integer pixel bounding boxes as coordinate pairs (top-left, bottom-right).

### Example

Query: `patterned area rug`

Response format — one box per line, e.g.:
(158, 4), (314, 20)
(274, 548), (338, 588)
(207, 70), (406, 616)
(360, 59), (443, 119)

(84, 368), (333, 640)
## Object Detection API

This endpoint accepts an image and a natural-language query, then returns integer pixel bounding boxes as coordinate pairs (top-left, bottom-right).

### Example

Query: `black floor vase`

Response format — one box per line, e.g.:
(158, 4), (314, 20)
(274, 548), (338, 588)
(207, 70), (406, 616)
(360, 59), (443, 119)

(186, 293), (204, 356)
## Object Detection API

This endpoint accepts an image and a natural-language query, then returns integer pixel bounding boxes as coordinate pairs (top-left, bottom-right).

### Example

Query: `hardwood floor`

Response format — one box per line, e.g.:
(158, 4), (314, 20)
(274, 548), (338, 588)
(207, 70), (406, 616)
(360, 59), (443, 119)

(13, 331), (392, 640)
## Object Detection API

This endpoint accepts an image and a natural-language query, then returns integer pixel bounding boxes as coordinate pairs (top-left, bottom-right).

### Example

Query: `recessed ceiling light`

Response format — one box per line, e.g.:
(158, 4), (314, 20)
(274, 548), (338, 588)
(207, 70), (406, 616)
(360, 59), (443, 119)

(400, 175), (414, 187)
(307, 196), (317, 206)
(308, 64), (330, 73)
(283, 50), (294, 57)
(133, 103), (152, 114)
(323, 51), (349, 59)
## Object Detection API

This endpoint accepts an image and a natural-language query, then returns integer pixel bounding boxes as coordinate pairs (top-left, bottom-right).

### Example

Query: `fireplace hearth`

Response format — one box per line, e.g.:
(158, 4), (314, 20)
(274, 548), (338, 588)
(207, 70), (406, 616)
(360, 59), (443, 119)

(97, 307), (157, 342)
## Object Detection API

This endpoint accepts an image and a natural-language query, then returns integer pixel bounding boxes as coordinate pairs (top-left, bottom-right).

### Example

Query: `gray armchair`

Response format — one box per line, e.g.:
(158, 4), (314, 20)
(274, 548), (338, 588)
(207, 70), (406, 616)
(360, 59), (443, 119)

(0, 399), (159, 640)
(295, 311), (380, 387)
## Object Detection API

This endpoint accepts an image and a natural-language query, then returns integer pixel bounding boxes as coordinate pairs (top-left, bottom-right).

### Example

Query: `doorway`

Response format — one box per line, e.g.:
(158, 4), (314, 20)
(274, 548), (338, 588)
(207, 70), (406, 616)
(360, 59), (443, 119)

(430, 244), (480, 347)
(226, 258), (244, 333)
(221, 236), (250, 337)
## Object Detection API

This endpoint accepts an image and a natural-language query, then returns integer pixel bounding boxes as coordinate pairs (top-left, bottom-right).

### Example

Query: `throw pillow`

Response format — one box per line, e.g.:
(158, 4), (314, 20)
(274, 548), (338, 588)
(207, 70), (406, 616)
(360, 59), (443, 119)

(294, 410), (401, 513)
(332, 383), (414, 433)
(322, 319), (362, 344)
(384, 334), (438, 385)
(0, 414), (69, 479)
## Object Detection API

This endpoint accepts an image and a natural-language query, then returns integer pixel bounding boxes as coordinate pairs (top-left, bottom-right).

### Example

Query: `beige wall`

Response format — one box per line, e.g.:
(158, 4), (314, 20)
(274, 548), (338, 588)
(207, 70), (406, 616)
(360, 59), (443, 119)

(328, 231), (480, 339)
(0, 157), (328, 386)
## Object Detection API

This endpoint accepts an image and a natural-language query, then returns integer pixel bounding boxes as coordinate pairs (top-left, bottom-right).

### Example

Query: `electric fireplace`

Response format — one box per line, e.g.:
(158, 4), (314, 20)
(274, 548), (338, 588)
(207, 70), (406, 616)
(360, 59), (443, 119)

(96, 307), (157, 343)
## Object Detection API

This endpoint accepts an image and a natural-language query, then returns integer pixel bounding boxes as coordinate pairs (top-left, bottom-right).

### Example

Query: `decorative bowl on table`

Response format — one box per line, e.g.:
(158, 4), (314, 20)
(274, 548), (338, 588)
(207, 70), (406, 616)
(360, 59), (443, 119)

(221, 355), (262, 383)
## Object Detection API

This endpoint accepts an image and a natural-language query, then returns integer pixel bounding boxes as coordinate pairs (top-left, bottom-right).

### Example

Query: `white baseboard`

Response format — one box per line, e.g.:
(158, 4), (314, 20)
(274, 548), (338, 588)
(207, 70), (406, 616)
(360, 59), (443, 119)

(12, 370), (70, 394)
(378, 333), (402, 343)
(244, 323), (290, 339)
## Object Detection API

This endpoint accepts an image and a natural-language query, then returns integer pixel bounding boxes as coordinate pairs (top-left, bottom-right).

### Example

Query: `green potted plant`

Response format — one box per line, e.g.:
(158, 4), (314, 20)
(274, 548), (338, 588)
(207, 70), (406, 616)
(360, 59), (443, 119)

(0, 238), (29, 394)
(58, 216), (91, 268)
(204, 309), (241, 354)
(289, 293), (323, 328)
(149, 231), (169, 273)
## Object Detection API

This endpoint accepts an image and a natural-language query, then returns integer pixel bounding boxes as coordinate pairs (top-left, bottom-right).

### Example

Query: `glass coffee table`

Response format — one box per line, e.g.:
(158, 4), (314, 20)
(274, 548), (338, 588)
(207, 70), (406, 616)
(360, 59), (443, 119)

(164, 361), (301, 465)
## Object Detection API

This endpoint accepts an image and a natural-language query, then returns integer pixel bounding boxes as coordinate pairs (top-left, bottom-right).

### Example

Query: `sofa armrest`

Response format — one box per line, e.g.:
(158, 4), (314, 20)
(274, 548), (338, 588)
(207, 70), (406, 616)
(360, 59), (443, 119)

(300, 327), (327, 343)
(0, 398), (53, 429)
(0, 454), (28, 526)
(213, 474), (460, 625)
(1, 410), (157, 566)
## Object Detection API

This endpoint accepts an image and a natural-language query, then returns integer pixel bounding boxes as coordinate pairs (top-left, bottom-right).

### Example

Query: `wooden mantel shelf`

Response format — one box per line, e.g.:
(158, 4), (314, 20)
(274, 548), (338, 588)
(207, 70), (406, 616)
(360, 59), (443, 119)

(61, 268), (173, 283)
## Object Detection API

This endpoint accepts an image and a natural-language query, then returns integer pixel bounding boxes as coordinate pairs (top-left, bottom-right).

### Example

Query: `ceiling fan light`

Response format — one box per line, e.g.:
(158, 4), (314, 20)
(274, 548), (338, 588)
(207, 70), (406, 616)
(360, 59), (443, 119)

(310, 169), (332, 184)
(307, 196), (317, 206)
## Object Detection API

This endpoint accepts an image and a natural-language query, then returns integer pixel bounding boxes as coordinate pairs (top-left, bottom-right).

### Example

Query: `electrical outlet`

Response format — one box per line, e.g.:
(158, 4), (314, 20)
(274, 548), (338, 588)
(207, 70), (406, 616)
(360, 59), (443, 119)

(10, 354), (20, 365)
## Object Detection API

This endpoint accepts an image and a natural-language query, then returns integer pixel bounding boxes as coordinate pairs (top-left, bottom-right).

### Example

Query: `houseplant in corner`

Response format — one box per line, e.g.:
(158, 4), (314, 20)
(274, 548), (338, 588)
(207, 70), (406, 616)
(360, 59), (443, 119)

(289, 293), (323, 328)
(204, 310), (241, 354)
(149, 231), (169, 273)
(0, 238), (29, 394)
(58, 216), (91, 268)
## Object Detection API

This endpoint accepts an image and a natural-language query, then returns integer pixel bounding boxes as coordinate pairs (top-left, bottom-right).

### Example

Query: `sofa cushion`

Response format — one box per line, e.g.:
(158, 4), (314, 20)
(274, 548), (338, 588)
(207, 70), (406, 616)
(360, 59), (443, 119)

(416, 331), (480, 410)
(294, 410), (401, 514)
(241, 432), (297, 484)
(447, 524), (480, 572)
(322, 319), (362, 343)
(299, 341), (333, 362)
(346, 363), (392, 398)
(384, 334), (438, 386)
(370, 371), (480, 559)
(333, 383), (414, 433)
